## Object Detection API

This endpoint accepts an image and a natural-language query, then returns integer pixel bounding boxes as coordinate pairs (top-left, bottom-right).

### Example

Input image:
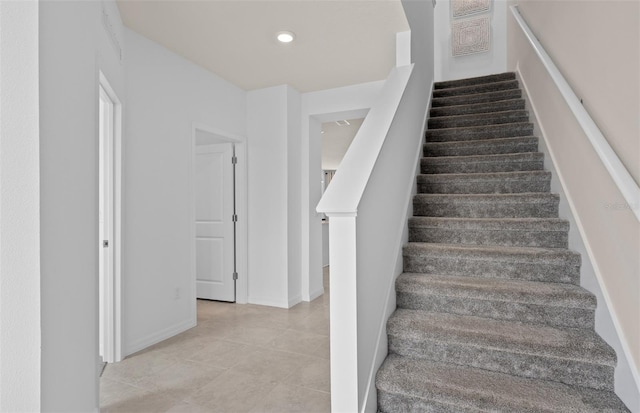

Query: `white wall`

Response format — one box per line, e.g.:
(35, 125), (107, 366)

(507, 3), (640, 408)
(38, 1), (125, 410)
(300, 80), (384, 302)
(0, 1), (41, 411)
(246, 85), (303, 308)
(434, 0), (507, 81)
(123, 29), (246, 354)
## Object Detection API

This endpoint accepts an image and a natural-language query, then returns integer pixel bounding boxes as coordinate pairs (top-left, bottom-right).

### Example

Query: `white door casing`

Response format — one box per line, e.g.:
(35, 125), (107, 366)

(195, 143), (235, 302)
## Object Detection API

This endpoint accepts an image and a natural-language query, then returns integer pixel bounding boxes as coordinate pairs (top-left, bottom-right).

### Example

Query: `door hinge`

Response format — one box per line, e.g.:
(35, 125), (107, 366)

(232, 272), (238, 280)
(232, 214), (238, 222)
(103, 240), (109, 248)
(232, 155), (238, 165)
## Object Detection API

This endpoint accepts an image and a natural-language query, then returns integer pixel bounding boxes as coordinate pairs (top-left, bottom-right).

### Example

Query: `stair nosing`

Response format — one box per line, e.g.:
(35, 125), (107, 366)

(432, 89), (522, 104)
(426, 121), (533, 134)
(434, 72), (516, 89)
(433, 79), (520, 96)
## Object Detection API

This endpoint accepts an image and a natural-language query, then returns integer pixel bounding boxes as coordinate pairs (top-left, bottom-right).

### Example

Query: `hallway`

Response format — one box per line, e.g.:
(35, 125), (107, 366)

(100, 269), (330, 412)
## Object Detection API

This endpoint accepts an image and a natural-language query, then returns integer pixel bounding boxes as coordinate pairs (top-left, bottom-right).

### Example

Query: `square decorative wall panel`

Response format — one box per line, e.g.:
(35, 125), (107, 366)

(452, 0), (491, 18)
(451, 16), (491, 56)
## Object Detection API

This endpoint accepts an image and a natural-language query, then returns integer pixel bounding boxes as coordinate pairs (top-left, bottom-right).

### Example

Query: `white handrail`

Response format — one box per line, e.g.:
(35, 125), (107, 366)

(511, 5), (640, 222)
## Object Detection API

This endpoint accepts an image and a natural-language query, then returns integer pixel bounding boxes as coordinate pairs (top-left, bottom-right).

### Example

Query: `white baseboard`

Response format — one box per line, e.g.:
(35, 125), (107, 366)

(248, 295), (291, 309)
(306, 287), (325, 302)
(124, 318), (196, 357)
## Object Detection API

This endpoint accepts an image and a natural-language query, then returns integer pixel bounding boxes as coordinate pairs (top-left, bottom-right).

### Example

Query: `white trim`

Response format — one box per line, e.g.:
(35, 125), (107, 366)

(510, 5), (640, 221)
(125, 319), (196, 357)
(189, 123), (248, 310)
(98, 71), (123, 363)
(518, 70), (640, 397)
(246, 296), (292, 309)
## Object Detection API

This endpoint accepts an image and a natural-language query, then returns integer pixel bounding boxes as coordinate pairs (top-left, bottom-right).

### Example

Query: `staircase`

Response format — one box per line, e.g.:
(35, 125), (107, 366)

(376, 72), (630, 412)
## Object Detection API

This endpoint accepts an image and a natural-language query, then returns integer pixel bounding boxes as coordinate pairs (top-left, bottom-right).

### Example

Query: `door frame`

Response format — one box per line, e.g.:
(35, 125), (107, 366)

(189, 123), (248, 321)
(98, 71), (123, 363)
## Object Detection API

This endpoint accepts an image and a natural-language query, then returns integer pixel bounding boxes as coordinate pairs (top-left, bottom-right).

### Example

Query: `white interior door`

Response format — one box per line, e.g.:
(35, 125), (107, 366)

(195, 143), (235, 302)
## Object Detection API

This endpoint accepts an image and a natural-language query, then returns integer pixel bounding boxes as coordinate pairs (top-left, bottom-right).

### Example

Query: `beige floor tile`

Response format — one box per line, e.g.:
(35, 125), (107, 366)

(102, 350), (178, 385)
(187, 339), (260, 369)
(100, 377), (141, 406)
(101, 386), (177, 413)
(250, 383), (330, 413)
(314, 339), (331, 360)
(135, 360), (226, 401)
(265, 329), (326, 357)
(186, 370), (278, 412)
(232, 349), (315, 382)
(165, 401), (214, 413)
(223, 325), (287, 347)
(282, 358), (331, 393)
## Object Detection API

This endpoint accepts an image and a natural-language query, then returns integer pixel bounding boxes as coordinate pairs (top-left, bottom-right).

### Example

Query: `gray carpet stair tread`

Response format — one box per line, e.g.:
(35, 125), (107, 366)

(403, 243), (580, 267)
(432, 89), (522, 107)
(396, 273), (595, 310)
(423, 136), (538, 157)
(388, 309), (616, 365)
(421, 158), (544, 175)
(435, 72), (516, 90)
(428, 109), (529, 129)
(409, 216), (567, 232)
(430, 98), (526, 117)
(396, 273), (595, 328)
(414, 192), (559, 206)
(376, 355), (629, 413)
(425, 122), (534, 141)
(433, 80), (519, 98)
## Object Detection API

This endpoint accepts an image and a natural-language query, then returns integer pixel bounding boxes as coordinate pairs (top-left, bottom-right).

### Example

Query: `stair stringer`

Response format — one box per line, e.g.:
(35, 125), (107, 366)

(516, 68), (640, 410)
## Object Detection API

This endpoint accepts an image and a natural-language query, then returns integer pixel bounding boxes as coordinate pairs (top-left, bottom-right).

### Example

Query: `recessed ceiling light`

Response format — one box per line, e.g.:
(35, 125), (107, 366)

(335, 120), (351, 126)
(276, 31), (295, 43)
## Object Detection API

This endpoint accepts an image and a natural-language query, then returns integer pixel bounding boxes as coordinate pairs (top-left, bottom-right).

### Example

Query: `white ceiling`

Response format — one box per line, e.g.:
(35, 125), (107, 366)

(322, 118), (364, 170)
(116, 0), (409, 93)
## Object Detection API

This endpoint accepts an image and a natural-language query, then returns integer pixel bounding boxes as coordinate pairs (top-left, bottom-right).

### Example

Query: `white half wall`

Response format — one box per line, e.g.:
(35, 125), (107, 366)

(434, 0), (507, 81)
(0, 1), (41, 411)
(123, 29), (246, 355)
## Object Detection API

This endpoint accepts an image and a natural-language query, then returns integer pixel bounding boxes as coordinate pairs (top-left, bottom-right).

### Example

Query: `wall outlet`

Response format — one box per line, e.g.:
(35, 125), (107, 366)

(174, 287), (180, 300)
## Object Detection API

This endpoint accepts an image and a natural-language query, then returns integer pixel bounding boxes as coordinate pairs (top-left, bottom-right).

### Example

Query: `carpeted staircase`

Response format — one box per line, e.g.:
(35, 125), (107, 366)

(376, 72), (630, 412)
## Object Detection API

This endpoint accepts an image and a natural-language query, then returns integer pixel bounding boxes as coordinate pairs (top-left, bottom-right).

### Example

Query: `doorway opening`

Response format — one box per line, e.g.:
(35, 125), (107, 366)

(190, 124), (248, 324)
(98, 73), (122, 365)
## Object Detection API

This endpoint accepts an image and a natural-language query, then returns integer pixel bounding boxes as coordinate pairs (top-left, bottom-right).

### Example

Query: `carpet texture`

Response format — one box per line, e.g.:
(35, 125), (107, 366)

(376, 72), (629, 412)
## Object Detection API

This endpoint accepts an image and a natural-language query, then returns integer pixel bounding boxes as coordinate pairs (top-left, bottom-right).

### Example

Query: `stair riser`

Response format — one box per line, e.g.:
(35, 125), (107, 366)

(424, 139), (538, 157)
(378, 392), (479, 413)
(389, 338), (614, 391)
(413, 199), (559, 218)
(435, 72), (516, 90)
(396, 292), (592, 329)
(425, 124), (534, 143)
(409, 227), (567, 248)
(421, 160), (544, 174)
(418, 179), (550, 194)
(432, 89), (522, 107)
(430, 99), (525, 118)
(402, 253), (579, 284)
(428, 112), (529, 129)
(433, 81), (519, 98)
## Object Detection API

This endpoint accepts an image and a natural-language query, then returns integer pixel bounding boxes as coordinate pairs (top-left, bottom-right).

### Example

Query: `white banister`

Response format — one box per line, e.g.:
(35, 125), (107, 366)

(510, 5), (640, 221)
(316, 64), (414, 412)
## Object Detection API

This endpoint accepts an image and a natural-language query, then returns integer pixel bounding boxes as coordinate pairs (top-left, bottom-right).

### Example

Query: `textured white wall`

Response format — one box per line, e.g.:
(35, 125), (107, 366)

(0, 1), (41, 411)
(123, 29), (246, 354)
(434, 0), (507, 81)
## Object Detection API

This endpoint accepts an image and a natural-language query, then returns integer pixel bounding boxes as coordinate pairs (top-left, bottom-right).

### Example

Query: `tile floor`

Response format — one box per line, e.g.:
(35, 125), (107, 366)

(101, 268), (331, 412)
